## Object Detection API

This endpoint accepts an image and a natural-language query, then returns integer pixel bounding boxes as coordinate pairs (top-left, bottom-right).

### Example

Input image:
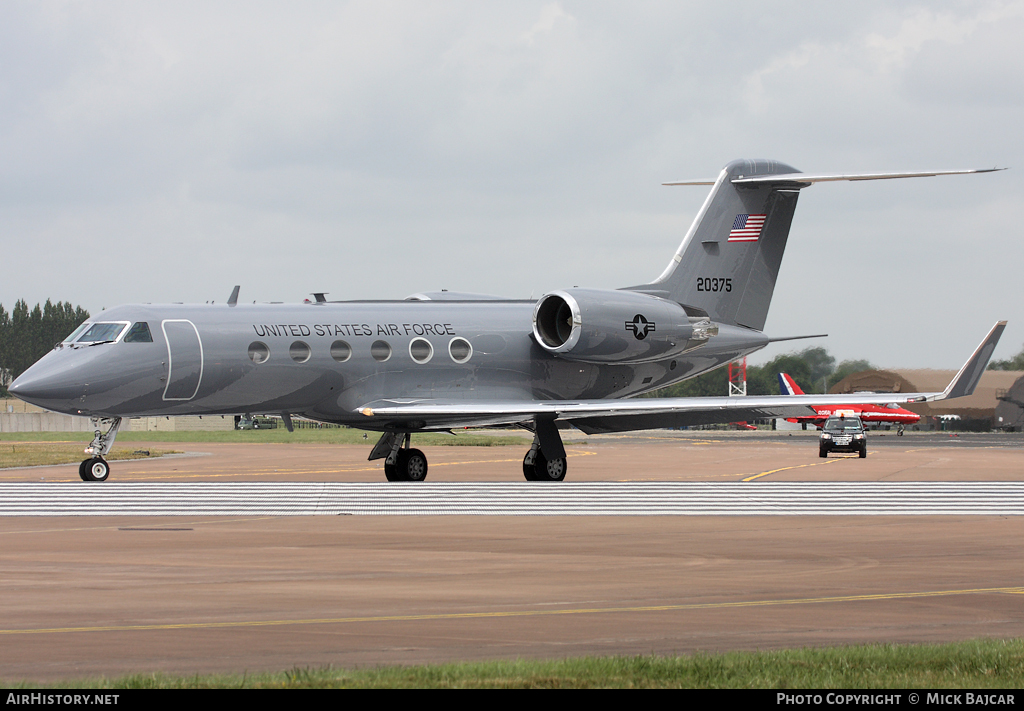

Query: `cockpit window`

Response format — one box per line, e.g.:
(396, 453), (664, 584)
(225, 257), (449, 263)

(61, 322), (91, 344)
(124, 322), (153, 343)
(76, 322), (129, 344)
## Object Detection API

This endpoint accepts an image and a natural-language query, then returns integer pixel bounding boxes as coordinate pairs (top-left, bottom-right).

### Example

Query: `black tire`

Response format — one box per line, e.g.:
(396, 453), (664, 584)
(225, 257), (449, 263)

(533, 449), (567, 481)
(819, 446), (828, 458)
(384, 462), (404, 482)
(81, 457), (109, 482)
(859, 446), (867, 459)
(523, 451), (539, 481)
(400, 448), (428, 482)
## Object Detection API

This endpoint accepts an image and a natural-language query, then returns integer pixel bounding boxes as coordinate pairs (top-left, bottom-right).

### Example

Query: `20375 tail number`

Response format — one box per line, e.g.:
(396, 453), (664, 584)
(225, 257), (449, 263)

(696, 277), (732, 293)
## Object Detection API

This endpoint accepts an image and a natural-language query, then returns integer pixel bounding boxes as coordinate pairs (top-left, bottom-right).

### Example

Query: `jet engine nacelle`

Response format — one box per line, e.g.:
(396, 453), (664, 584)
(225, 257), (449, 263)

(532, 288), (711, 363)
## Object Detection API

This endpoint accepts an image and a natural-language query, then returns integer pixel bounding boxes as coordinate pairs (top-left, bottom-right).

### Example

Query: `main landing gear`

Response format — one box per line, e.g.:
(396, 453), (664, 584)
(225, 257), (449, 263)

(522, 416), (567, 481)
(522, 441), (567, 481)
(367, 416), (570, 483)
(79, 417), (121, 482)
(369, 432), (429, 482)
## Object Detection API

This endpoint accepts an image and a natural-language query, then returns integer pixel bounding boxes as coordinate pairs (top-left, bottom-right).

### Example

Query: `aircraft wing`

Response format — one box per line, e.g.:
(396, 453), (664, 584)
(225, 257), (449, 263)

(357, 322), (1006, 435)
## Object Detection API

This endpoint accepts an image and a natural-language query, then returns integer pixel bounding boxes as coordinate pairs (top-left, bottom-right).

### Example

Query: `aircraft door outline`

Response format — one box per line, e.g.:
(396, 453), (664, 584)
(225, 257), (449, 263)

(162, 319), (204, 401)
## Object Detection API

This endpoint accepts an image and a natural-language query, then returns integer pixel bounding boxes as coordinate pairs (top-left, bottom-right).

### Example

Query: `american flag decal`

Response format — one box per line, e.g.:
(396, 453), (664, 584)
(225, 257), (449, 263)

(728, 213), (766, 242)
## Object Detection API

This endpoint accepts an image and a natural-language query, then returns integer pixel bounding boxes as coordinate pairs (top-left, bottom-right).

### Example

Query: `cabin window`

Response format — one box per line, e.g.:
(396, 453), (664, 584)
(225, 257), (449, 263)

(248, 341), (270, 364)
(76, 322), (129, 344)
(371, 340), (392, 362)
(330, 340), (352, 362)
(409, 338), (433, 364)
(449, 337), (472, 363)
(290, 341), (311, 363)
(124, 322), (153, 343)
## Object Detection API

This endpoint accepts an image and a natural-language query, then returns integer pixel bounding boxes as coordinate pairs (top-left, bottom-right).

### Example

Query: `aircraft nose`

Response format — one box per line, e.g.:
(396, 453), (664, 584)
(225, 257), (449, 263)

(7, 377), (25, 397)
(8, 356), (88, 407)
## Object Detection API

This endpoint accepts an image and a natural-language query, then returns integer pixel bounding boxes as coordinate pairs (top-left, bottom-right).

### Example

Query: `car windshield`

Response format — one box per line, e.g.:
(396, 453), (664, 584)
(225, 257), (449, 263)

(75, 322), (128, 343)
(825, 417), (862, 430)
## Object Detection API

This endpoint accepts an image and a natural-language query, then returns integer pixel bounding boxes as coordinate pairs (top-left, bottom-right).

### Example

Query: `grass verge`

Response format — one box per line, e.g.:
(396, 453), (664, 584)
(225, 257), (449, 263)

(0, 443), (178, 469)
(7, 640), (1024, 688)
(0, 429), (531, 447)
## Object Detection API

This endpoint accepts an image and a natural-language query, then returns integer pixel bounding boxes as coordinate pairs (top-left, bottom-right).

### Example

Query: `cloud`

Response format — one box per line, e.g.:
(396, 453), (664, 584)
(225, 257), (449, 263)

(521, 3), (574, 45)
(0, 1), (1021, 367)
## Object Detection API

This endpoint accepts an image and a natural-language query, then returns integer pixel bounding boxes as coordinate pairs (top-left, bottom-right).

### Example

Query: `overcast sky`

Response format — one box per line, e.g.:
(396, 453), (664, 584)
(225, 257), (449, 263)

(2, 1), (1022, 369)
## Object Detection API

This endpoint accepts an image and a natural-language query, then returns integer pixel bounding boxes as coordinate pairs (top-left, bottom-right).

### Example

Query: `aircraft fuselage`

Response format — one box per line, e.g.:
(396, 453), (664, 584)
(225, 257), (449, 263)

(13, 300), (770, 429)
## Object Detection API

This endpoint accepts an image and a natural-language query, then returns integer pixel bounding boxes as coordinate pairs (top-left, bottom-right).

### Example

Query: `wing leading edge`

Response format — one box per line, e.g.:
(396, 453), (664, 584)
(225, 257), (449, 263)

(357, 322), (1007, 434)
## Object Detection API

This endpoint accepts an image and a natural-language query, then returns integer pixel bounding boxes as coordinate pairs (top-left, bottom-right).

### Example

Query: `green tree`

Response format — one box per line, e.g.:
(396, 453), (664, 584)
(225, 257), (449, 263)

(830, 359), (875, 389)
(988, 343), (1024, 371)
(646, 346), (874, 401)
(750, 353), (813, 394)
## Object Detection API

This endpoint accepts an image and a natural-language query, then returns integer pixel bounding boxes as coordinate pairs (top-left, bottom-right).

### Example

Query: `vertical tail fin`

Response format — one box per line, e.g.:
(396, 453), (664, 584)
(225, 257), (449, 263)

(625, 159), (807, 331)
(625, 160), (1001, 331)
(777, 372), (805, 395)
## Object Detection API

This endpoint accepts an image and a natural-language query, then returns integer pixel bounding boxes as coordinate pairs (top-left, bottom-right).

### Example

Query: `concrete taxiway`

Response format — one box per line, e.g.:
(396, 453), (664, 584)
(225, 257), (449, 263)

(1, 431), (1022, 682)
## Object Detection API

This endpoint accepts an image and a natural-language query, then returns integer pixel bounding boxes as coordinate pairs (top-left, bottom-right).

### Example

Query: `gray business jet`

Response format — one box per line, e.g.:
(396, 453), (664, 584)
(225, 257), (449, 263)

(9, 159), (1006, 483)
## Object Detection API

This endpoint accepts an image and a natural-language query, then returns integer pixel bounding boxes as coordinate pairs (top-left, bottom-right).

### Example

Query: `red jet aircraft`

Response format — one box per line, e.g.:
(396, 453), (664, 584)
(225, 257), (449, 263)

(777, 373), (921, 431)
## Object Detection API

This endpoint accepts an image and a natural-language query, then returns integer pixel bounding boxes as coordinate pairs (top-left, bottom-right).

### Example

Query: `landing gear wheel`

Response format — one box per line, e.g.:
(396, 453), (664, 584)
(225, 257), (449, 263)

(80, 457), (110, 482)
(534, 449), (567, 482)
(385, 449), (428, 481)
(399, 448), (428, 482)
(384, 461), (403, 482)
(523, 452), (539, 481)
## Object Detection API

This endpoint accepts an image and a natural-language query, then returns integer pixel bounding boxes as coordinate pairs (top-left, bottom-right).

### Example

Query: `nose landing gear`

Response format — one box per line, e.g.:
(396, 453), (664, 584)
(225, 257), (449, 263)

(79, 417), (121, 482)
(79, 457), (110, 482)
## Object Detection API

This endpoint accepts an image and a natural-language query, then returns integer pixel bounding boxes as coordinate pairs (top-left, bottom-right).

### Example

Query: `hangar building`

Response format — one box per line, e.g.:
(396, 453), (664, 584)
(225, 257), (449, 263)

(994, 374), (1024, 432)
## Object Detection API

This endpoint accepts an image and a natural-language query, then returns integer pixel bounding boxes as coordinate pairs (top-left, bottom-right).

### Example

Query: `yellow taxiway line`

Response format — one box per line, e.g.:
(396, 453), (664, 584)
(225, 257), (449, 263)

(742, 457), (845, 481)
(2, 585), (1022, 636)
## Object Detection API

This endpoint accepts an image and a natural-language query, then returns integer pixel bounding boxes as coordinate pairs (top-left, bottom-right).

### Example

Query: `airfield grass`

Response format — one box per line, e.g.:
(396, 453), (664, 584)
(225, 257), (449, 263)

(9, 640), (1024, 688)
(0, 429), (530, 467)
(0, 428), (531, 447)
(0, 443), (178, 469)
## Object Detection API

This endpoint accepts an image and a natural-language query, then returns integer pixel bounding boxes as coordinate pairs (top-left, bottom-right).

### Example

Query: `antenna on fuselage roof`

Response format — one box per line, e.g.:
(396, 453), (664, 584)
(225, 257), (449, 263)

(227, 285), (240, 307)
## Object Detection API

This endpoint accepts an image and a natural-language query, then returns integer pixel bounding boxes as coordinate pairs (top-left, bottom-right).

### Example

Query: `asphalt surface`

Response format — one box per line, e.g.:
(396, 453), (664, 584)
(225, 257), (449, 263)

(1, 430), (1022, 682)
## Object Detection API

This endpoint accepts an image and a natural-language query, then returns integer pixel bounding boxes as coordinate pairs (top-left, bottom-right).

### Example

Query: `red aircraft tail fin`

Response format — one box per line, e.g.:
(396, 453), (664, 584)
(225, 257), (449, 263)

(777, 372), (805, 396)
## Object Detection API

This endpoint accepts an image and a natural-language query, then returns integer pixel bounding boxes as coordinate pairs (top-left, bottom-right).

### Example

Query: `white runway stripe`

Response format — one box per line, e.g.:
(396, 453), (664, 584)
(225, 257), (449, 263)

(1, 482), (1023, 516)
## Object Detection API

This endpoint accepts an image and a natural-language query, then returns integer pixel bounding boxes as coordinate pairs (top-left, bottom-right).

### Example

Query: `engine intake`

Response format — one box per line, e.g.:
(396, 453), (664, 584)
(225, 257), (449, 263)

(532, 289), (708, 363)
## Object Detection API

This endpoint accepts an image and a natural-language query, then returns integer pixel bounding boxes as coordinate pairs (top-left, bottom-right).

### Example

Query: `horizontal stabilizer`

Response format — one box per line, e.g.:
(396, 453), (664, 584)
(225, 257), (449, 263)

(767, 333), (827, 344)
(665, 168), (1005, 187)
